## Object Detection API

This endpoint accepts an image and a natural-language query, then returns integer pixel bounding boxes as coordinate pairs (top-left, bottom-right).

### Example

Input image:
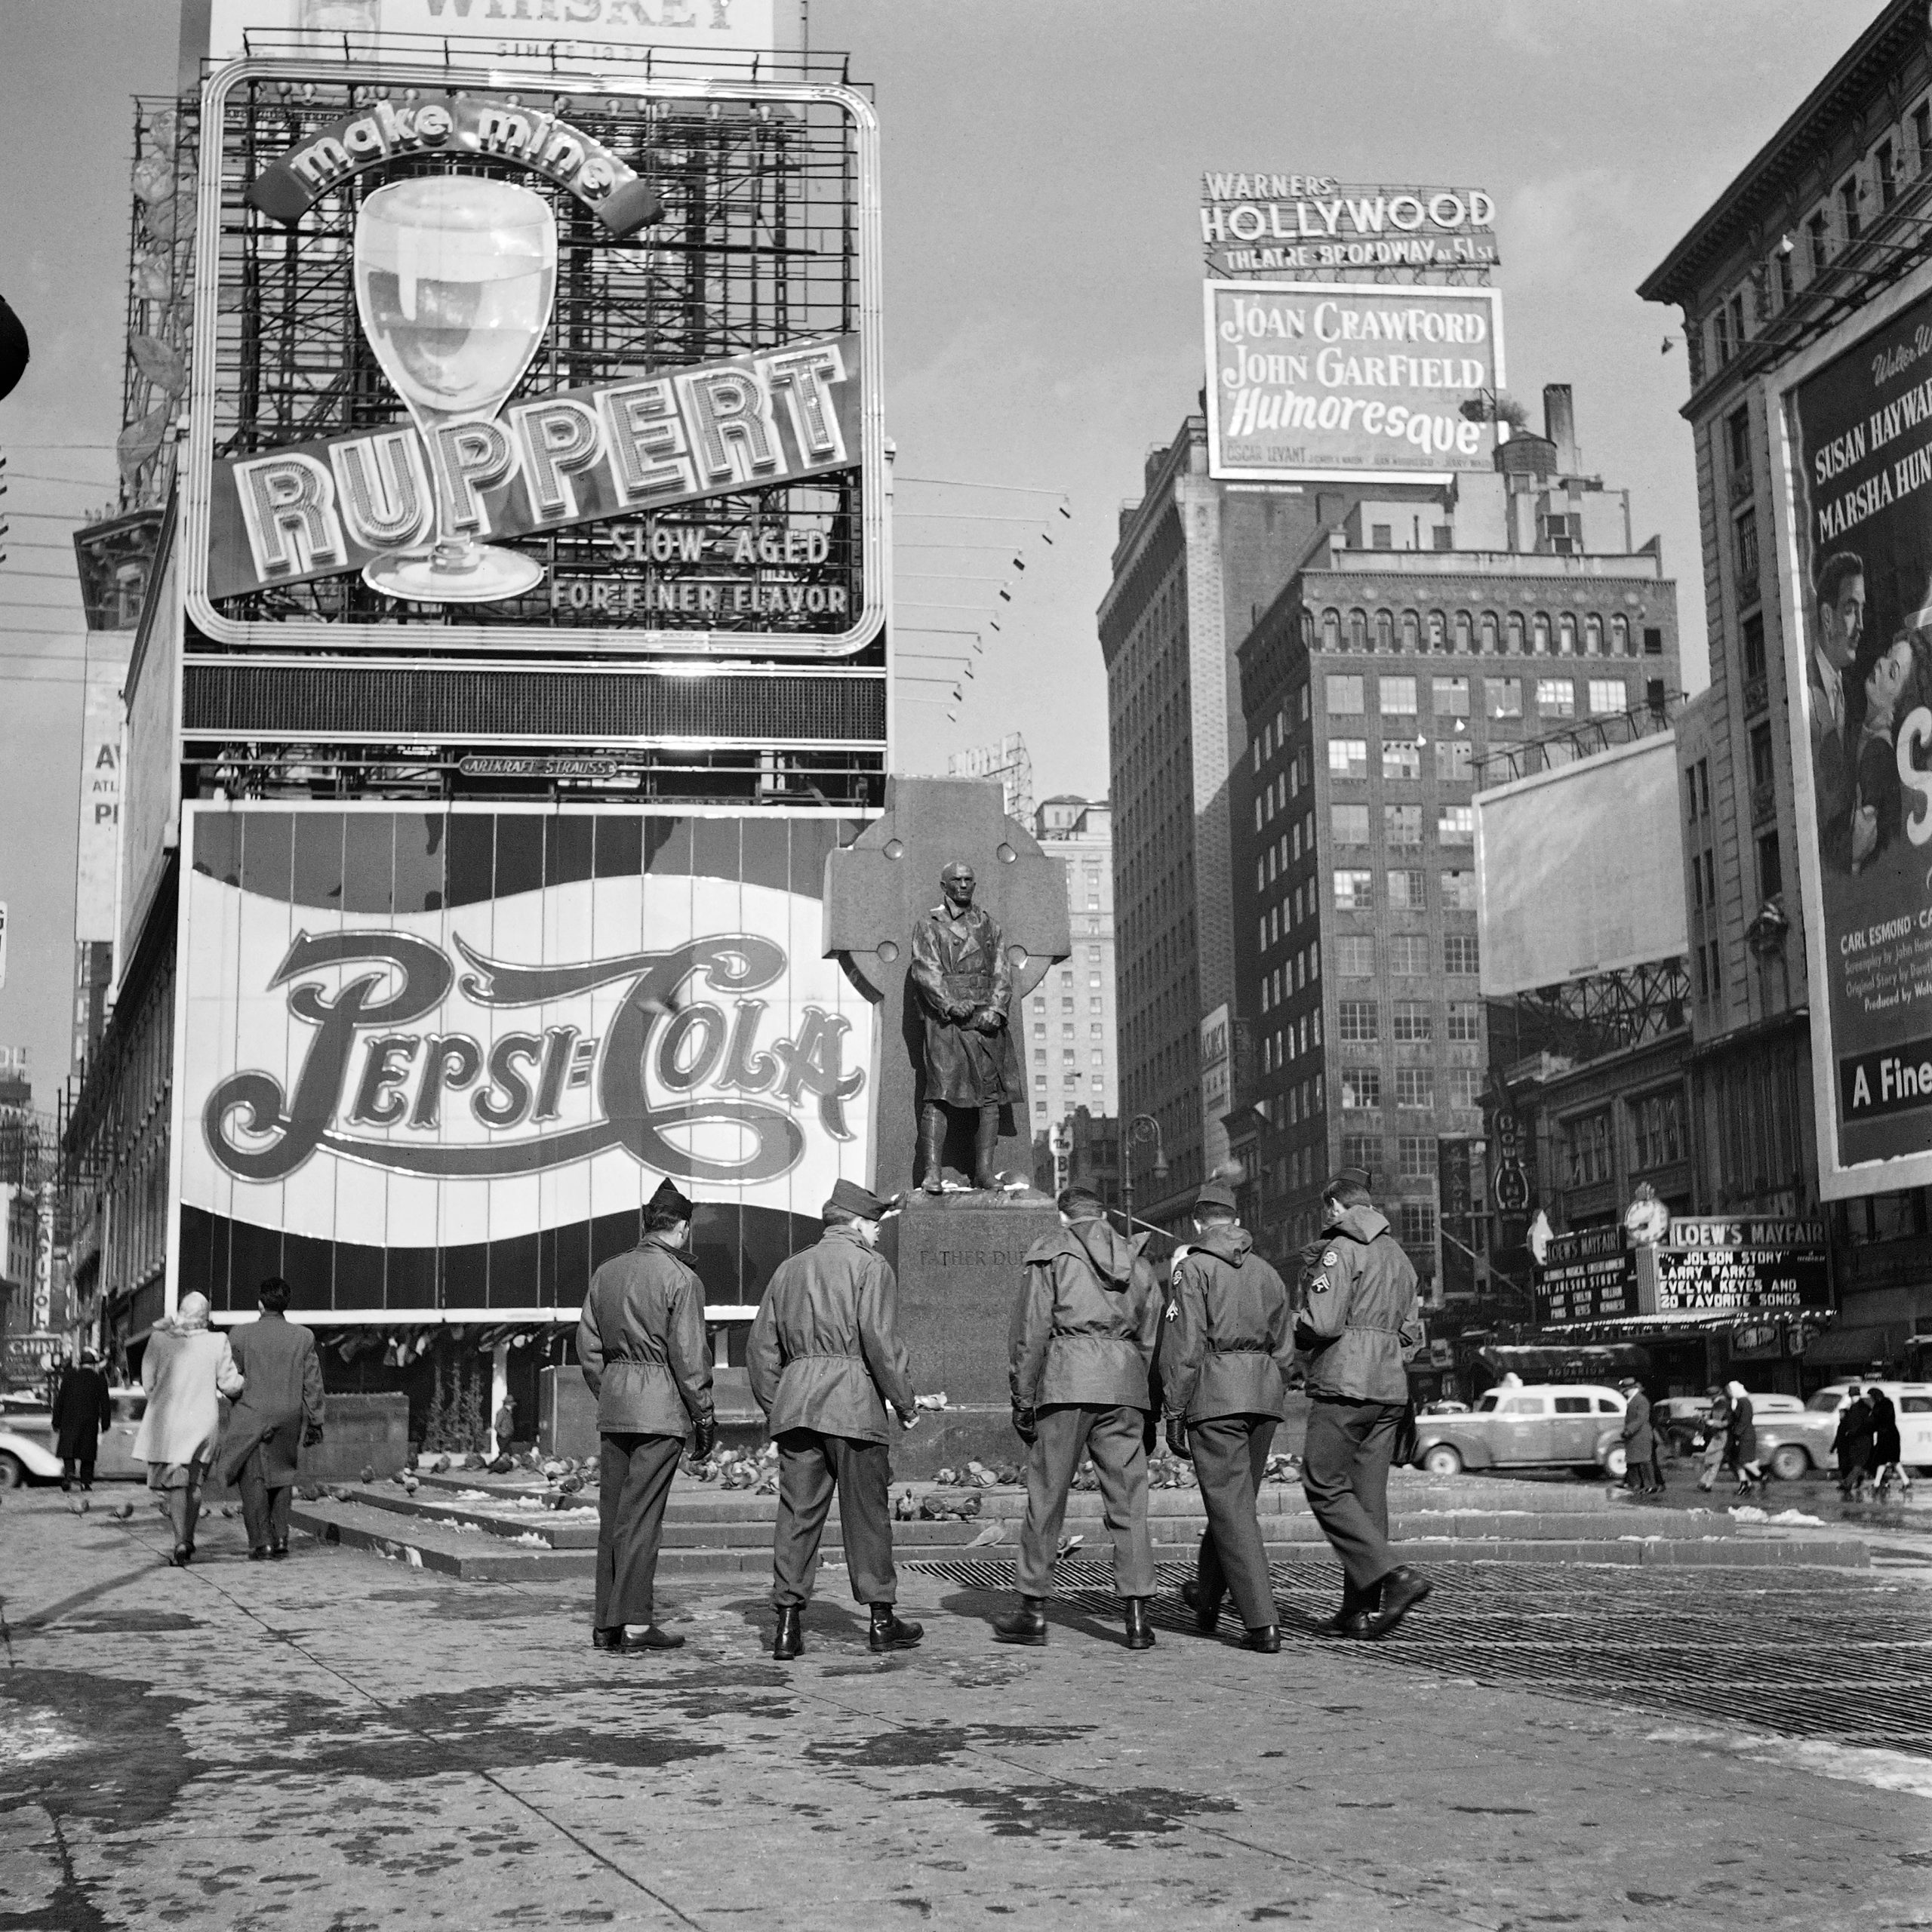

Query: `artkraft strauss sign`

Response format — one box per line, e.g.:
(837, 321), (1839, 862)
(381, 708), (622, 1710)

(183, 63), (882, 657)
(174, 805), (875, 1306)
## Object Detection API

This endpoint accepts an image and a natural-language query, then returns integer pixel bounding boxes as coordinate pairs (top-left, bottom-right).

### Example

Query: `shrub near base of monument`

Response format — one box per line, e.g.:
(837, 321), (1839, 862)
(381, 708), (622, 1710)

(882, 1190), (1063, 1480)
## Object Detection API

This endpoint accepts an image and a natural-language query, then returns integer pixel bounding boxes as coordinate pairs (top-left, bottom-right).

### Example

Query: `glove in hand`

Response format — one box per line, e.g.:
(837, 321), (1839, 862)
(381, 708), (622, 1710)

(1165, 1417), (1192, 1461)
(301, 1423), (325, 1448)
(1011, 1403), (1038, 1446)
(691, 1417), (715, 1459)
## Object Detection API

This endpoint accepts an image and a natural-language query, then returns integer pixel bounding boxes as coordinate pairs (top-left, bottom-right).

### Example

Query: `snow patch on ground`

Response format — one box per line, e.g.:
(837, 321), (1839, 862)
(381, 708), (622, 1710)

(0, 1709), (87, 1764)
(1727, 1505), (1826, 1525)
(1648, 1724), (1932, 1797)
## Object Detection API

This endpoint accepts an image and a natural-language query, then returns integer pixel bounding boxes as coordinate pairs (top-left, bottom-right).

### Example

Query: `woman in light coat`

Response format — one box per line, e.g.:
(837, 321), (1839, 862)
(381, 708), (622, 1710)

(133, 1294), (243, 1565)
(1725, 1379), (1765, 1495)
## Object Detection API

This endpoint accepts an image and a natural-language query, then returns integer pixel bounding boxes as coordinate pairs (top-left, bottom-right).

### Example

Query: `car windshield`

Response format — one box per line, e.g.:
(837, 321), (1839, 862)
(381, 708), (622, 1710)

(1804, 1393), (1844, 1412)
(1475, 1393), (1500, 1412)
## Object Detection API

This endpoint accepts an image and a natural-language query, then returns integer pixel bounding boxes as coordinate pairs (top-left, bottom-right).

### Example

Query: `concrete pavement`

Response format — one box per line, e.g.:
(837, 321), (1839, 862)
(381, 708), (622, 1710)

(2, 1486), (1930, 1931)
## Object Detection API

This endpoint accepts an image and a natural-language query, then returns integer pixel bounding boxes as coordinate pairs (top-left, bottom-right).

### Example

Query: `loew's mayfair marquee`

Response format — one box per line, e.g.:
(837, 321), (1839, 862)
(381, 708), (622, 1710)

(183, 58), (883, 660)
(171, 804), (875, 1318)
(1535, 1217), (1830, 1327)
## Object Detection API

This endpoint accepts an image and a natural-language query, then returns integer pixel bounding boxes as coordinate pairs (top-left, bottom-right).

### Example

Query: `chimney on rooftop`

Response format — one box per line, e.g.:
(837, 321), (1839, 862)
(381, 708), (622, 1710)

(1543, 384), (1577, 475)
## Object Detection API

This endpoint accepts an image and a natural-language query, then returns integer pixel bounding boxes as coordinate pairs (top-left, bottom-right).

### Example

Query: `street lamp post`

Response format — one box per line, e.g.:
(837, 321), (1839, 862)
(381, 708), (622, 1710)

(1119, 1112), (1168, 1237)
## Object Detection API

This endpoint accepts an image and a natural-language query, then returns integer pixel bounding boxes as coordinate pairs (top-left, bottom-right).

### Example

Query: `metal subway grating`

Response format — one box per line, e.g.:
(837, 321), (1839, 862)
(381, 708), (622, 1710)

(904, 1557), (1932, 1758)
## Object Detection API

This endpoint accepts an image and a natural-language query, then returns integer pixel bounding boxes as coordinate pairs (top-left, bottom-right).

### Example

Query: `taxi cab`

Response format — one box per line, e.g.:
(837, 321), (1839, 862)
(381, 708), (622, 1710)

(1409, 1383), (1629, 1478)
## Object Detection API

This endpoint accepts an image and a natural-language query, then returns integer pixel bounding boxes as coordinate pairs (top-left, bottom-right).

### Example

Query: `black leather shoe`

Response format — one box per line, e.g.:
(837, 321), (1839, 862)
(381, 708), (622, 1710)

(774, 1606), (804, 1660)
(629, 1626), (685, 1651)
(592, 1626), (626, 1651)
(249, 1546), (271, 1562)
(1320, 1609), (1376, 1638)
(1241, 1625), (1281, 1654)
(992, 1596), (1048, 1646)
(1366, 1567), (1432, 1639)
(869, 1607), (924, 1653)
(268, 1544), (287, 1561)
(168, 1546), (192, 1567)
(1123, 1598), (1155, 1651)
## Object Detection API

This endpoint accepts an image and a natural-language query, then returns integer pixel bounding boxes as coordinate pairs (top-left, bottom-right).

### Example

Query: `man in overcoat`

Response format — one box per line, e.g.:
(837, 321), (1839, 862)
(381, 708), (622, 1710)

(909, 861), (1020, 1192)
(217, 1276), (325, 1558)
(578, 1177), (715, 1653)
(1618, 1377), (1657, 1495)
(1297, 1168), (1431, 1639)
(993, 1184), (1164, 1651)
(748, 1179), (921, 1660)
(53, 1350), (113, 1491)
(1161, 1180), (1295, 1653)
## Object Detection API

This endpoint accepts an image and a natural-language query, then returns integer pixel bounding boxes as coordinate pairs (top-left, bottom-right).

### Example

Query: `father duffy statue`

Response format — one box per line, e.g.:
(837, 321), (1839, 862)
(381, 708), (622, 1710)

(909, 860), (1020, 1192)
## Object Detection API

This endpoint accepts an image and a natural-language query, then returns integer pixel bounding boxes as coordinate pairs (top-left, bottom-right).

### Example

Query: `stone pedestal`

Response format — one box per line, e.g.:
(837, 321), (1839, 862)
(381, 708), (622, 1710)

(882, 1191), (1059, 1478)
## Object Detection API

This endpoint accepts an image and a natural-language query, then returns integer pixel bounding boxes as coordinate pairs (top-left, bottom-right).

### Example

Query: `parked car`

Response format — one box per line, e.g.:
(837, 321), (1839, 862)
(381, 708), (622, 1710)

(1419, 1398), (1470, 1416)
(1408, 1383), (1629, 1478)
(0, 1386), (147, 1487)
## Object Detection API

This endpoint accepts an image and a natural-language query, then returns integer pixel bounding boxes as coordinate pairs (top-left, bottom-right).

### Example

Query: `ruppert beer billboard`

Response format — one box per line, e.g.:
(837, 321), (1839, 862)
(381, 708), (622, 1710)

(182, 58), (883, 660)
(1772, 275), (1932, 1196)
(170, 804), (874, 1318)
(1204, 282), (1503, 485)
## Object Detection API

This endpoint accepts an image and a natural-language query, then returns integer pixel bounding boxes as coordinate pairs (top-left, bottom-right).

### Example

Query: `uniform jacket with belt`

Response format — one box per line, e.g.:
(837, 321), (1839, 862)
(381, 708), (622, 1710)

(908, 902), (1020, 1105)
(577, 1232), (715, 1438)
(1295, 1204), (1422, 1404)
(1009, 1216), (1161, 1413)
(747, 1223), (916, 1444)
(1158, 1226), (1295, 1423)
(217, 1312), (325, 1487)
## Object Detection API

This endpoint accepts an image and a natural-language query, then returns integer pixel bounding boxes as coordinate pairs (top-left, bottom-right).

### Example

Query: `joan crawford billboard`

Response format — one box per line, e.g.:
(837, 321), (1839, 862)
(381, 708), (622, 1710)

(171, 804), (874, 1318)
(182, 58), (882, 660)
(1775, 275), (1932, 1197)
(1205, 281), (1503, 485)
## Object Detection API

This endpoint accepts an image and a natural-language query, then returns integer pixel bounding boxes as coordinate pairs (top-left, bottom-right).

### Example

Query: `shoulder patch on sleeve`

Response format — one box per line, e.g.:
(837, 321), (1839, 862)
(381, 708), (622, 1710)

(1321, 1249), (1340, 1268)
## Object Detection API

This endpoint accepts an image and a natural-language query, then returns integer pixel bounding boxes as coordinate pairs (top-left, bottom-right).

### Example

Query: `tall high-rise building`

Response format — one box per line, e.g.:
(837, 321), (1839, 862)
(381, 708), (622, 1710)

(1025, 796), (1117, 1136)
(1224, 390), (1679, 1287)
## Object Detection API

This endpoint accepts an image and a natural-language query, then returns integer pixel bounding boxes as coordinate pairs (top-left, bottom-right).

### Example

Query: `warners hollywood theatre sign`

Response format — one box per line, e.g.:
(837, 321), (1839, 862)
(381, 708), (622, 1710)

(192, 84), (870, 622)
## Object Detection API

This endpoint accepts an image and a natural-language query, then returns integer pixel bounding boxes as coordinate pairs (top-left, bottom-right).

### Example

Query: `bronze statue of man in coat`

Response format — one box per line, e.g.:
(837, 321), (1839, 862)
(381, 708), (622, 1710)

(909, 861), (1021, 1192)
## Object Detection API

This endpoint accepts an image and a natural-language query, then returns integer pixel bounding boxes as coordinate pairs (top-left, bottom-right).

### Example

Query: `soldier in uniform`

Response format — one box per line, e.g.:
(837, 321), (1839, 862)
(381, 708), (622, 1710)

(992, 1185), (1164, 1651)
(1161, 1180), (1295, 1653)
(749, 1179), (924, 1661)
(577, 1177), (715, 1654)
(1297, 1167), (1431, 1639)
(909, 860), (1020, 1192)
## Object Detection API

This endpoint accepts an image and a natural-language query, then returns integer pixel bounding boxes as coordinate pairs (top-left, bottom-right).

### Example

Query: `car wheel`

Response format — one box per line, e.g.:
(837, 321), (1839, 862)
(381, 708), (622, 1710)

(1601, 1446), (1628, 1478)
(1421, 1444), (1463, 1477)
(1768, 1445), (1809, 1482)
(0, 1451), (26, 1490)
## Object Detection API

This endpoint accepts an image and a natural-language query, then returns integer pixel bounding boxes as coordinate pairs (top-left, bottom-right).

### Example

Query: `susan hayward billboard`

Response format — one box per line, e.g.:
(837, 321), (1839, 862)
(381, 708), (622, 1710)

(171, 804), (874, 1317)
(1776, 276), (1932, 1196)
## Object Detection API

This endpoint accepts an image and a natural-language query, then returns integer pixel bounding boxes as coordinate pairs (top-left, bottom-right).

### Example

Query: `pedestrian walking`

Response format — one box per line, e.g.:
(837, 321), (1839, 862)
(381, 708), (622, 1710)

(217, 1277), (325, 1561)
(1726, 1380), (1765, 1494)
(1161, 1180), (1295, 1654)
(133, 1294), (243, 1566)
(748, 1179), (921, 1662)
(1617, 1377), (1657, 1494)
(1832, 1386), (1874, 1498)
(578, 1177), (715, 1655)
(1296, 1167), (1431, 1640)
(991, 1183), (1164, 1651)
(1866, 1386), (1910, 1498)
(1696, 1383), (1730, 1492)
(52, 1350), (112, 1492)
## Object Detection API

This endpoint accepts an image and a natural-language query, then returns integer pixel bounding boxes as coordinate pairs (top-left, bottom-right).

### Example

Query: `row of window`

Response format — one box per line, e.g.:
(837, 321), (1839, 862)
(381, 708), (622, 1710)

(1257, 948), (1316, 1011)
(1337, 1001), (1481, 1044)
(1561, 1089), (1685, 1187)
(1251, 684), (1312, 771)
(1324, 673), (1630, 720)
(1329, 737), (1475, 783)
(1341, 1133), (1451, 1182)
(1333, 805), (1474, 851)
(1262, 1011), (1318, 1073)
(1309, 605), (1661, 658)
(1340, 1066), (1484, 1110)
(1332, 934), (1481, 976)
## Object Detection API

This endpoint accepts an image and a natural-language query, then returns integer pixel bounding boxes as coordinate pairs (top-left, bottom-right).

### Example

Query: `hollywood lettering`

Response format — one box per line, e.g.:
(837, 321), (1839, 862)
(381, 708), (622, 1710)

(211, 334), (858, 599)
(249, 92), (661, 236)
(202, 928), (863, 1186)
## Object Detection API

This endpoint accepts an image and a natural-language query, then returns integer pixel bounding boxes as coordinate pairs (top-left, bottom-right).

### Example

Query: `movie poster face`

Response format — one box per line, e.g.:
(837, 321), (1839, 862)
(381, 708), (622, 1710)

(1781, 281), (1932, 1190)
(172, 804), (875, 1316)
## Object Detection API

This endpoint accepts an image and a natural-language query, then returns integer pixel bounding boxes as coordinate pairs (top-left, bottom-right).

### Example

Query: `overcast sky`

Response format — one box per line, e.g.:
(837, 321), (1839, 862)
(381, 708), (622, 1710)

(0, 0), (1884, 1104)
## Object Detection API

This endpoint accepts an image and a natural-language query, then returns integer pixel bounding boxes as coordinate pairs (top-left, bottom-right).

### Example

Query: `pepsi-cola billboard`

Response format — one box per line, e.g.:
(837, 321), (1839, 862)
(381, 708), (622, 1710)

(171, 803), (875, 1317)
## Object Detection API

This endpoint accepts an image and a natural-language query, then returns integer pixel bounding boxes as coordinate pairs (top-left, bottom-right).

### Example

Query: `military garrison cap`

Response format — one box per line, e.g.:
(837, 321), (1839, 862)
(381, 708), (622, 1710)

(647, 1177), (694, 1219)
(1195, 1178), (1238, 1213)
(1324, 1165), (1372, 1195)
(825, 1177), (891, 1221)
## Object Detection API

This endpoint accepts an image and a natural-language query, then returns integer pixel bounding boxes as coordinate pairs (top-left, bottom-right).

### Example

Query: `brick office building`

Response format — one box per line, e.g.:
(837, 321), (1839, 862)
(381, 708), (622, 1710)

(1224, 390), (1680, 1288)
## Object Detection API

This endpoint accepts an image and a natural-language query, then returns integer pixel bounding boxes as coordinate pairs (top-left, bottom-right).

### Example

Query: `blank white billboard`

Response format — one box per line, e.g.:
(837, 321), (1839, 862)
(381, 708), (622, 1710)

(1475, 731), (1686, 997)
